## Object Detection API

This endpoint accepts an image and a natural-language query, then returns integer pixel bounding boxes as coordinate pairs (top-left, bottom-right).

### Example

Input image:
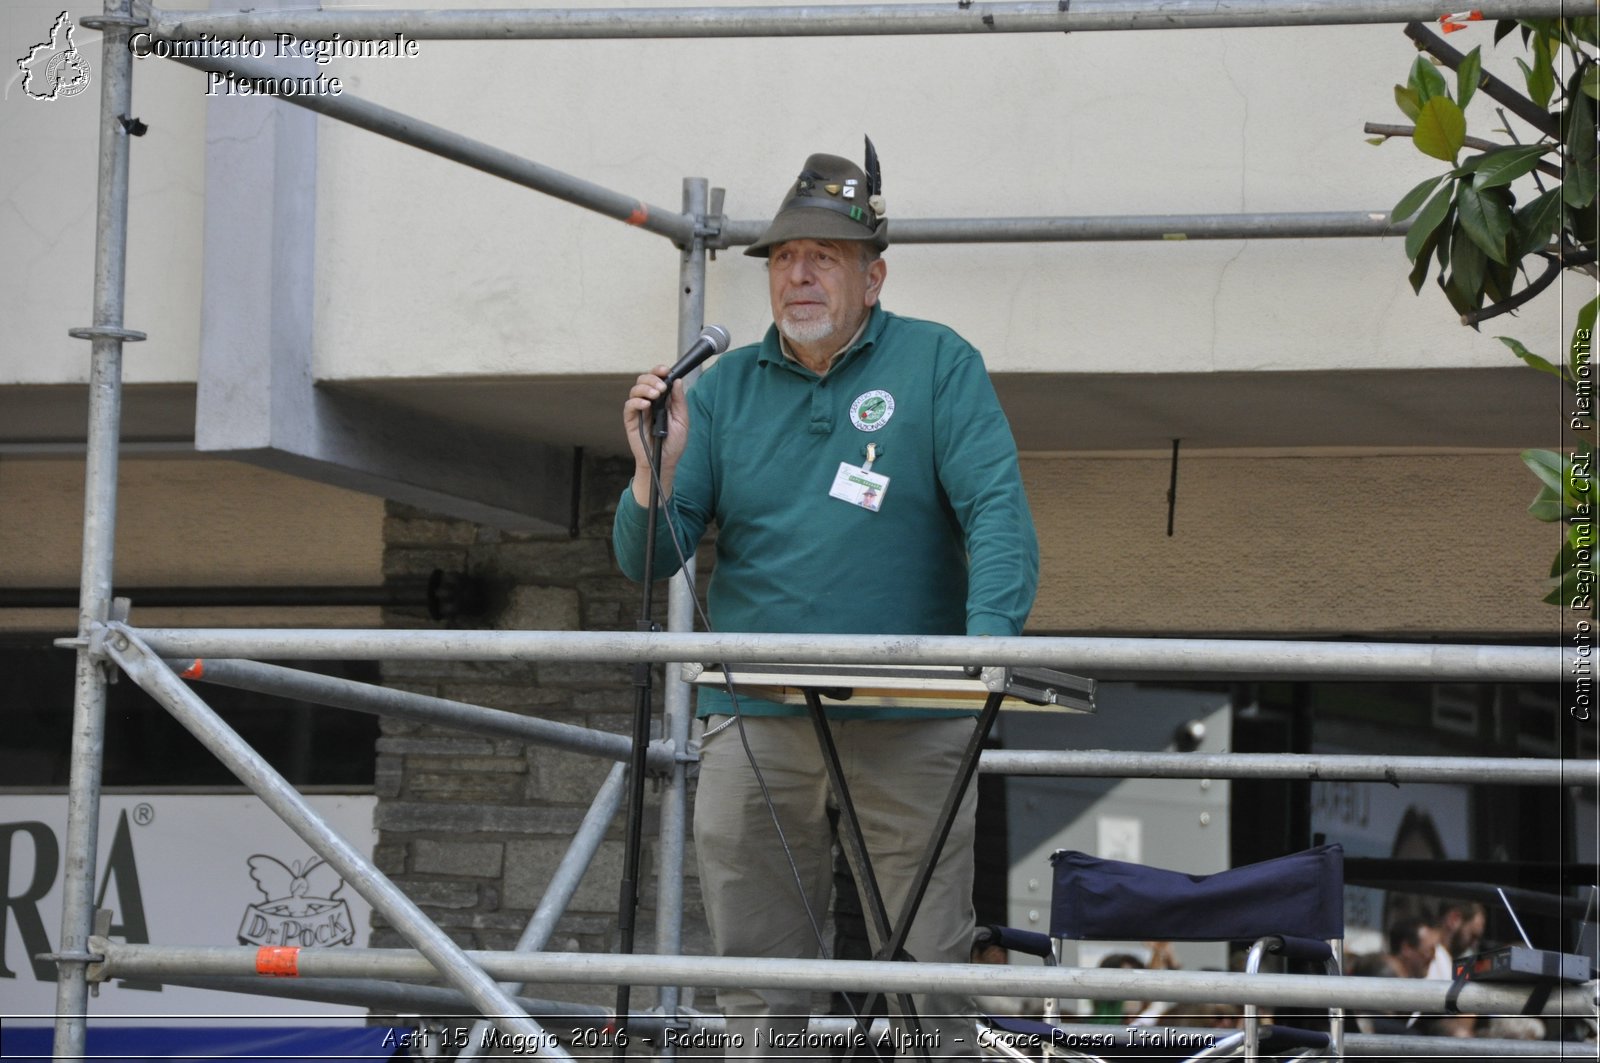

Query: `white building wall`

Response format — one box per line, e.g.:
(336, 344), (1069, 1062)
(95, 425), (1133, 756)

(2, 0), (208, 386)
(4, 1), (1586, 390)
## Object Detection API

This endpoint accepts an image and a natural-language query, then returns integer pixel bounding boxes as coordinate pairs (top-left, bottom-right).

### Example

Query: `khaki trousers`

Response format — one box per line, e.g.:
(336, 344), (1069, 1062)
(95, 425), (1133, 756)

(694, 715), (980, 1060)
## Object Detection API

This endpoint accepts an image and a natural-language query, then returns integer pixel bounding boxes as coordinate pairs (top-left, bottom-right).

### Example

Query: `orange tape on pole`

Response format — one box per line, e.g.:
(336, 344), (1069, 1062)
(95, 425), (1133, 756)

(625, 204), (649, 227)
(255, 945), (300, 977)
(179, 659), (205, 680)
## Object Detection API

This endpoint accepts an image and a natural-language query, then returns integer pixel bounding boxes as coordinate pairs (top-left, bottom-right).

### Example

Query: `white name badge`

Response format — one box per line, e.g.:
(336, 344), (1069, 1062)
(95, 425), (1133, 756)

(829, 462), (890, 512)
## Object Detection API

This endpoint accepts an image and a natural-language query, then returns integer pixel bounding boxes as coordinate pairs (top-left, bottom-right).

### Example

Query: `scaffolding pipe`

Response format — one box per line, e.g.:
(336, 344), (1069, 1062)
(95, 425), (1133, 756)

(173, 657), (674, 772)
(64, 956), (1600, 1059)
(1342, 1034), (1596, 1058)
(101, 629), (563, 1055)
(52, 0), (142, 1054)
(87, 942), (1598, 1018)
(160, 663), (1589, 787)
(978, 750), (1587, 786)
(165, 976), (611, 1023)
(147, 0), (1575, 40)
(459, 761), (628, 1059)
(158, 52), (694, 245)
(653, 176), (711, 1053)
(56, 966), (1600, 1060)
(129, 628), (1569, 681)
(718, 211), (1405, 247)
(1, 581), (468, 612)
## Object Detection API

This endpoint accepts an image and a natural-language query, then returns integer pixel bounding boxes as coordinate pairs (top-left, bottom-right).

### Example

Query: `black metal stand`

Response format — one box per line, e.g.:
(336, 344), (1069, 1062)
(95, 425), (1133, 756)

(803, 688), (1009, 1061)
(804, 691), (926, 1059)
(613, 399), (672, 1059)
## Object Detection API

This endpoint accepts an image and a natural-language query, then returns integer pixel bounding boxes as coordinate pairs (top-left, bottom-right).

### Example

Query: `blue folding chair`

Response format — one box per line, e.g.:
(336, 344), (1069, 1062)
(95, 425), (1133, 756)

(980, 845), (1346, 1062)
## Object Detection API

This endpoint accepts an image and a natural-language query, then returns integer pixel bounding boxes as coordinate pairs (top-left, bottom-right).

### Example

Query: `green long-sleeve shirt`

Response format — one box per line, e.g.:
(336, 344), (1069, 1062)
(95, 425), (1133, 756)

(613, 305), (1039, 717)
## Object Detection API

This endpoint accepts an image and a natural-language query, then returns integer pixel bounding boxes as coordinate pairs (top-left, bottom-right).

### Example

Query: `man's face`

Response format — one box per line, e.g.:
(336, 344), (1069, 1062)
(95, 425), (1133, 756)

(767, 238), (885, 351)
(1397, 928), (1438, 978)
(1452, 910), (1485, 955)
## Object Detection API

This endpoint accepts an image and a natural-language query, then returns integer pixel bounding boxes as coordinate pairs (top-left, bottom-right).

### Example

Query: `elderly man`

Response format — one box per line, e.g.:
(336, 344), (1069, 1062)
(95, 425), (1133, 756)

(614, 141), (1038, 1058)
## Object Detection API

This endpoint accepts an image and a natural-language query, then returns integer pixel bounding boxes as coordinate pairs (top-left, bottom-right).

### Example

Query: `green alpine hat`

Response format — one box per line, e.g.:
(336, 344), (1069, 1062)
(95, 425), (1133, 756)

(745, 137), (888, 257)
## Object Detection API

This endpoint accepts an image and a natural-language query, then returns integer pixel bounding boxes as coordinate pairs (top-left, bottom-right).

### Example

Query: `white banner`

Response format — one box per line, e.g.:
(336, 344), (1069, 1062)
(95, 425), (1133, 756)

(1, 792), (377, 1022)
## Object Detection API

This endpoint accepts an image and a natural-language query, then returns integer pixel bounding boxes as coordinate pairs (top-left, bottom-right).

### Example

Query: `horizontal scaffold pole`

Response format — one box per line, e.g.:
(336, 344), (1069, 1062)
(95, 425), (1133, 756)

(173, 657), (674, 772)
(147, 0), (1575, 41)
(154, 654), (1590, 784)
(165, 976), (612, 1024)
(718, 212), (1404, 247)
(979, 750), (1587, 786)
(73, 975), (1600, 1057)
(156, 52), (693, 245)
(164, 655), (1584, 785)
(123, 626), (1569, 682)
(89, 942), (1596, 1018)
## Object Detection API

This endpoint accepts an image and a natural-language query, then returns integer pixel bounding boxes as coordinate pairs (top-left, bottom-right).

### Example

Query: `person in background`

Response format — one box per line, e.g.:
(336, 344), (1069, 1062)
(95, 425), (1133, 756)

(1387, 917), (1439, 980)
(1428, 900), (1487, 977)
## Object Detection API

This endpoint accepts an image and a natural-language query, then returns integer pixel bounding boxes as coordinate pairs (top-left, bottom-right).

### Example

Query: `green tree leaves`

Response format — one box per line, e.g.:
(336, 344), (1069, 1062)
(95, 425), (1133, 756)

(1498, 335), (1561, 377)
(1516, 32), (1558, 107)
(1503, 297), (1598, 609)
(1380, 20), (1598, 610)
(1457, 46), (1483, 110)
(1514, 187), (1563, 256)
(1392, 173), (1447, 222)
(1413, 96), (1467, 161)
(1386, 23), (1596, 325)
(1455, 181), (1514, 263)
(1410, 53), (1449, 102)
(1520, 441), (1596, 606)
(1400, 182), (1452, 261)
(1403, 52), (1466, 161)
(1468, 144), (1549, 188)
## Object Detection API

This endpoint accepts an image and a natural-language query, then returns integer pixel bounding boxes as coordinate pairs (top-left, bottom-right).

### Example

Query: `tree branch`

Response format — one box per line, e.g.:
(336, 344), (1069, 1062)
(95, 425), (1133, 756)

(1363, 122), (1564, 179)
(1460, 249), (1598, 327)
(1404, 21), (1559, 139)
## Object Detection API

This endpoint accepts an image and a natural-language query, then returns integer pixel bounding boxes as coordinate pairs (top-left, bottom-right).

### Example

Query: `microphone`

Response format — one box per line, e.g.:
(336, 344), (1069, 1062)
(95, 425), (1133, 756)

(659, 324), (731, 391)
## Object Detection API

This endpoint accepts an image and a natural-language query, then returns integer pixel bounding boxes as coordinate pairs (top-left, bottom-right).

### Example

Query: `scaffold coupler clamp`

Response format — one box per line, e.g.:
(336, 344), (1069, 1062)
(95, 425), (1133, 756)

(700, 188), (727, 257)
(77, 619), (123, 683)
(69, 325), (147, 343)
(48, 912), (114, 994)
(77, 11), (148, 32)
(648, 737), (684, 779)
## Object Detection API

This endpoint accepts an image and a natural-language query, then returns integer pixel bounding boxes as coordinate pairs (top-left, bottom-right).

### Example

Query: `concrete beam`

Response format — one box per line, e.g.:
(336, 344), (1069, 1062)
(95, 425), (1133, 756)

(193, 13), (574, 534)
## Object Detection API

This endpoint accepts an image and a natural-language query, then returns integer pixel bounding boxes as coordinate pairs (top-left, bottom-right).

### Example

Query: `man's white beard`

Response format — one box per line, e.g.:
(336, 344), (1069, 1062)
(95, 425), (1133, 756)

(778, 312), (836, 347)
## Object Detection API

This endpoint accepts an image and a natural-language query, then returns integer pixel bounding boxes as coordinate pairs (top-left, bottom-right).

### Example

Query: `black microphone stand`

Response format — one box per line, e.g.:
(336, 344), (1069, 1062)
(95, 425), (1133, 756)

(613, 392), (674, 1059)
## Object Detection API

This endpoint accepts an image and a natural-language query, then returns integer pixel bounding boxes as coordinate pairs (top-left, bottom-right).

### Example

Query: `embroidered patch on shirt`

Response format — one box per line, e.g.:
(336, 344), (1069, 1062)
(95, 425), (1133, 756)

(849, 390), (895, 432)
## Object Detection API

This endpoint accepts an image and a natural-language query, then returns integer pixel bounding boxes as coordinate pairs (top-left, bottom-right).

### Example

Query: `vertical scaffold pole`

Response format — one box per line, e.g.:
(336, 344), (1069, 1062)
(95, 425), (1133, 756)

(654, 176), (710, 1053)
(55, 0), (144, 1054)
